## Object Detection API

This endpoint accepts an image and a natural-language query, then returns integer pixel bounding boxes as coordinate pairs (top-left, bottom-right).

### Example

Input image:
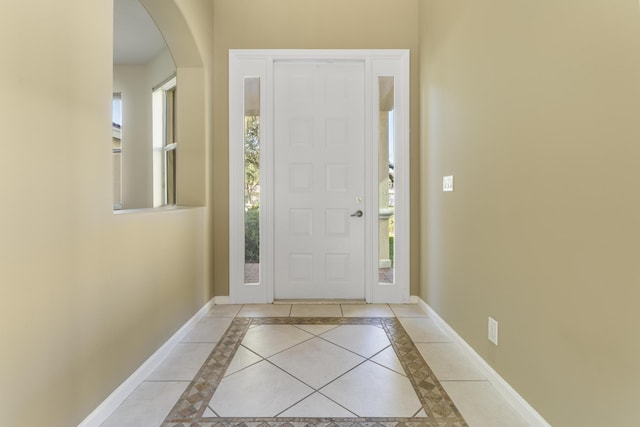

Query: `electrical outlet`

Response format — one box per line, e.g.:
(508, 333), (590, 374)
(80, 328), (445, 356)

(488, 317), (499, 345)
(443, 175), (454, 192)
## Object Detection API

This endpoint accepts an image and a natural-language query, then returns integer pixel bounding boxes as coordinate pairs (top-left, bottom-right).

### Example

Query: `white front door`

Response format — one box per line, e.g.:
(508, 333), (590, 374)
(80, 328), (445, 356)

(274, 61), (365, 299)
(230, 50), (410, 304)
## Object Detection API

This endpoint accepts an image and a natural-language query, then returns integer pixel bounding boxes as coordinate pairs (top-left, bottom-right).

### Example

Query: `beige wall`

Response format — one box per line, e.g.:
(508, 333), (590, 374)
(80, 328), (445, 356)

(420, 0), (640, 425)
(212, 0), (421, 297)
(0, 1), (208, 426)
(175, 66), (207, 207)
(114, 64), (149, 208)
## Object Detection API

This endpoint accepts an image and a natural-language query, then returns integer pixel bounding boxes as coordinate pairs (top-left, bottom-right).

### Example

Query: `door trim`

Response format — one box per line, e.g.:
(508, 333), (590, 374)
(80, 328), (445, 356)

(229, 49), (410, 304)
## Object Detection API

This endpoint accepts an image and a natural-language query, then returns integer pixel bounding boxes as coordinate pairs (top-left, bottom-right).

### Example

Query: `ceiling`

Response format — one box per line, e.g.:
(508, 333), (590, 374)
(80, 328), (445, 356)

(113, 0), (169, 65)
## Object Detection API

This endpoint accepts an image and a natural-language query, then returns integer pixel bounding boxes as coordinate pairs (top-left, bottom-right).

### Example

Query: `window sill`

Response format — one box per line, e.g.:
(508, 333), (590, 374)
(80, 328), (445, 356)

(113, 205), (200, 216)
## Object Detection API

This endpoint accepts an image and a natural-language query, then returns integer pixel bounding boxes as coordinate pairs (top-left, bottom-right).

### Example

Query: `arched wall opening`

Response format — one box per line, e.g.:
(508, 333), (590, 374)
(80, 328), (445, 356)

(115, 0), (206, 208)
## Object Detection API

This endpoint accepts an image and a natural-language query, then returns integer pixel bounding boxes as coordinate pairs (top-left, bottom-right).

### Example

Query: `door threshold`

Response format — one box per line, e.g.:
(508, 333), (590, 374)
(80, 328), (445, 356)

(273, 299), (367, 305)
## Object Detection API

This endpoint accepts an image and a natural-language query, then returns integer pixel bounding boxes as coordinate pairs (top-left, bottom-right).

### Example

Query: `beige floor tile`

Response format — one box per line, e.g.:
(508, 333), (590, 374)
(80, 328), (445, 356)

(207, 304), (243, 317)
(294, 324), (339, 336)
(237, 304), (291, 317)
(101, 381), (188, 427)
(321, 324), (390, 358)
(242, 324), (313, 358)
(389, 303), (428, 318)
(341, 304), (394, 317)
(181, 316), (232, 343)
(320, 361), (422, 417)
(209, 360), (313, 417)
(398, 317), (452, 343)
(279, 392), (356, 417)
(269, 337), (365, 388)
(290, 304), (342, 317)
(224, 345), (262, 376)
(203, 406), (217, 417)
(146, 342), (215, 381)
(442, 381), (530, 427)
(416, 342), (485, 381)
(370, 346), (405, 375)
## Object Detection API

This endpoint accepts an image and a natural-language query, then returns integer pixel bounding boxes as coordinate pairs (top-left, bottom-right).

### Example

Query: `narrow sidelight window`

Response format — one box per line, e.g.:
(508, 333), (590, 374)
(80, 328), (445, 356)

(244, 78), (261, 284)
(378, 77), (395, 284)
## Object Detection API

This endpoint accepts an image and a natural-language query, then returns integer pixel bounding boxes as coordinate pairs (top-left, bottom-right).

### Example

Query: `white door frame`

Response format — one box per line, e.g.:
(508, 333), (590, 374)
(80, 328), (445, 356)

(229, 49), (410, 304)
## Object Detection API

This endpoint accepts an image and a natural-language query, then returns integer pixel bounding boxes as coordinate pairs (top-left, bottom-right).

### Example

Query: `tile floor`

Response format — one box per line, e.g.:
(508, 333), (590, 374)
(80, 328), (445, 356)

(101, 304), (531, 427)
(245, 263), (395, 285)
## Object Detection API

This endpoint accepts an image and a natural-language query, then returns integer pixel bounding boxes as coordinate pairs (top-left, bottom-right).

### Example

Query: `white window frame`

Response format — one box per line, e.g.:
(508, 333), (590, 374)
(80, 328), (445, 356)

(112, 93), (123, 210)
(153, 76), (177, 207)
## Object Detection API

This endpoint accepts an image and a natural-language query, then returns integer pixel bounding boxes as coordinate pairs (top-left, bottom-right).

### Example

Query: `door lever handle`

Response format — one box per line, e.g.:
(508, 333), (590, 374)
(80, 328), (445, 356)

(350, 210), (364, 218)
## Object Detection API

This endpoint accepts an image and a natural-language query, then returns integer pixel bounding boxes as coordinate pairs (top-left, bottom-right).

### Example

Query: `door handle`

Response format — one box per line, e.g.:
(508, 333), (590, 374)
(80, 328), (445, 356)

(350, 210), (363, 218)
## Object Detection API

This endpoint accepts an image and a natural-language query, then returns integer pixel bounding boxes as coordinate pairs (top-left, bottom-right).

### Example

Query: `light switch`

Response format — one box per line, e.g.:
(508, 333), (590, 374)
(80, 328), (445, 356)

(488, 317), (499, 345)
(443, 175), (454, 192)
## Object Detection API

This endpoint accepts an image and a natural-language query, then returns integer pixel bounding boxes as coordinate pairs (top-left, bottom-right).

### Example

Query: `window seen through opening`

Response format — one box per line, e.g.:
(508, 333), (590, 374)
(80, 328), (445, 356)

(153, 77), (177, 207)
(112, 94), (122, 210)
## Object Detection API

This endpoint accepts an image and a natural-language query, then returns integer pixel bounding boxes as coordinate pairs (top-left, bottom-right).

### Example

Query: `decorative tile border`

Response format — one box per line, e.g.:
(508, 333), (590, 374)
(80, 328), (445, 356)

(162, 317), (468, 427)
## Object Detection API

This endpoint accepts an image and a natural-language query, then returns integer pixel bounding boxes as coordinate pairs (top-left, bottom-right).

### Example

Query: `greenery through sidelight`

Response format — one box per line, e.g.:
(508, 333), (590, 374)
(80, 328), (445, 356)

(244, 115), (260, 264)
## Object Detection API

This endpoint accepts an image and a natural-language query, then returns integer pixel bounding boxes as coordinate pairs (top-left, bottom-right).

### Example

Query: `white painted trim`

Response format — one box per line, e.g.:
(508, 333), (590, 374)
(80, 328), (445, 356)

(413, 297), (552, 427)
(370, 53), (410, 303)
(364, 58), (375, 303)
(228, 56), (270, 304)
(77, 298), (216, 427)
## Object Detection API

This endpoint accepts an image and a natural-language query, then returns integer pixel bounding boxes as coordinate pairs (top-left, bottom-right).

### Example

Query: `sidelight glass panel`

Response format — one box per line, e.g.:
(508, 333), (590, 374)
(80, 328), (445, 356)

(244, 78), (261, 284)
(378, 77), (395, 284)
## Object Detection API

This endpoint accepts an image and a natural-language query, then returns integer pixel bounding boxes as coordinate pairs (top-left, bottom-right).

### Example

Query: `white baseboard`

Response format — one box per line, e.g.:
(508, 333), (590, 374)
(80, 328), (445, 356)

(413, 297), (551, 427)
(78, 297), (216, 427)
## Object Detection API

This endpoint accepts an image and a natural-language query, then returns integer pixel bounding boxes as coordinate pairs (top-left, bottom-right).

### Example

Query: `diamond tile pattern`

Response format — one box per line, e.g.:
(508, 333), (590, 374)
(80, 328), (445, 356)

(162, 316), (468, 427)
(321, 324), (390, 357)
(321, 361), (422, 417)
(224, 345), (262, 376)
(371, 345), (405, 375)
(269, 337), (364, 388)
(279, 392), (355, 417)
(242, 324), (313, 358)
(209, 360), (313, 417)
